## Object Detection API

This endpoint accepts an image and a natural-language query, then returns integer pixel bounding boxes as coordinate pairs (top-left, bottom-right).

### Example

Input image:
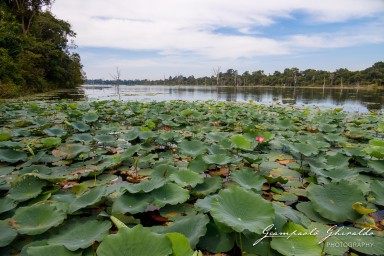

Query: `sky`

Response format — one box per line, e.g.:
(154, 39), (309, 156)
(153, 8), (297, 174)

(51, 0), (384, 80)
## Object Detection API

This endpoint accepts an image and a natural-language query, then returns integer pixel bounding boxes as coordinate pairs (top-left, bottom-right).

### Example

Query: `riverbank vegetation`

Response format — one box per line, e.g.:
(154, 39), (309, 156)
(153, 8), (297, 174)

(0, 100), (383, 255)
(0, 0), (85, 98)
(87, 61), (384, 88)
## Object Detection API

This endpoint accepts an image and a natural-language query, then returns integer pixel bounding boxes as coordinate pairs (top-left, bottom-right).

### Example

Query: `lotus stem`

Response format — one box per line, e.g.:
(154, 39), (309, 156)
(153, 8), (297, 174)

(110, 216), (128, 230)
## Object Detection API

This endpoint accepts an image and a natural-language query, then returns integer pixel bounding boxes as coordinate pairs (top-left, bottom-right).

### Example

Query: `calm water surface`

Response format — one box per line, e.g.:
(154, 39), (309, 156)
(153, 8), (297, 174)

(46, 85), (383, 113)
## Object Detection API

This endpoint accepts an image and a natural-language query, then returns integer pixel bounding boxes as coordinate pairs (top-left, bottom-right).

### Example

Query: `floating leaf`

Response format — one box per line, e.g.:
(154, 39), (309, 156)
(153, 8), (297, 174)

(307, 181), (364, 222)
(44, 128), (67, 137)
(40, 137), (62, 148)
(160, 214), (209, 248)
(210, 186), (274, 233)
(95, 134), (116, 144)
(170, 170), (204, 187)
(8, 175), (46, 202)
(71, 121), (90, 132)
(125, 178), (166, 193)
(13, 202), (66, 235)
(82, 112), (99, 122)
(166, 233), (194, 256)
(112, 192), (152, 214)
(0, 198), (17, 214)
(68, 186), (106, 213)
(325, 153), (350, 169)
(352, 202), (376, 214)
(290, 143), (318, 157)
(178, 140), (206, 157)
(370, 180), (384, 206)
(270, 222), (322, 256)
(27, 245), (81, 256)
(97, 225), (172, 256)
(52, 144), (90, 159)
(0, 220), (17, 247)
(48, 218), (112, 250)
(230, 134), (251, 150)
(191, 177), (222, 197)
(198, 220), (235, 253)
(0, 133), (12, 141)
(151, 183), (190, 207)
(231, 169), (266, 191)
(202, 154), (233, 165)
(0, 149), (28, 163)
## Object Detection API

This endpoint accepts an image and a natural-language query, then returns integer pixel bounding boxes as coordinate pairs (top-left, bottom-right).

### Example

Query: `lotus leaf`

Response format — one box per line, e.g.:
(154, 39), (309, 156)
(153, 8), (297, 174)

(125, 178), (166, 193)
(230, 134), (251, 150)
(27, 245), (82, 256)
(71, 133), (93, 142)
(0, 198), (17, 214)
(0, 133), (12, 141)
(166, 232), (194, 256)
(52, 144), (90, 159)
(178, 140), (206, 157)
(0, 220), (17, 247)
(202, 154), (233, 165)
(68, 185), (106, 213)
(231, 169), (266, 191)
(289, 143), (318, 157)
(307, 181), (364, 222)
(195, 195), (218, 213)
(370, 180), (384, 206)
(71, 121), (90, 132)
(211, 186), (274, 233)
(367, 160), (384, 175)
(198, 220), (235, 253)
(44, 128), (67, 137)
(325, 153), (350, 169)
(270, 222), (322, 256)
(112, 192), (152, 214)
(191, 177), (222, 197)
(13, 202), (66, 235)
(187, 156), (208, 173)
(40, 138), (62, 148)
(0, 149), (28, 163)
(159, 203), (197, 221)
(48, 218), (112, 250)
(97, 225), (172, 256)
(8, 175), (46, 202)
(151, 183), (190, 207)
(159, 214), (209, 248)
(82, 112), (99, 122)
(95, 134), (116, 144)
(170, 170), (204, 187)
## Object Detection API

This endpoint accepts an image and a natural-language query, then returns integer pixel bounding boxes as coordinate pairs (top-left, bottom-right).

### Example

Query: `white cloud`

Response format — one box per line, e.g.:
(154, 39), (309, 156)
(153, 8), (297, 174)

(51, 0), (384, 79)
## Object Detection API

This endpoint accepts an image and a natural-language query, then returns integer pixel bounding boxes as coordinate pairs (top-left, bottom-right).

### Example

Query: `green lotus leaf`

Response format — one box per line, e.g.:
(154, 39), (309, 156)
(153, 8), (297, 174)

(313, 167), (359, 181)
(289, 143), (318, 157)
(68, 185), (107, 213)
(323, 133), (346, 143)
(27, 245), (81, 256)
(318, 123), (337, 133)
(151, 183), (190, 207)
(273, 192), (298, 202)
(270, 222), (322, 256)
(367, 160), (384, 175)
(44, 128), (67, 137)
(202, 154), (233, 165)
(71, 133), (93, 142)
(178, 140), (206, 157)
(82, 112), (99, 122)
(125, 128), (140, 141)
(0, 197), (17, 214)
(139, 130), (155, 140)
(0, 149), (28, 163)
(277, 118), (294, 129)
(191, 177), (222, 197)
(94, 134), (116, 144)
(159, 204), (197, 221)
(307, 181), (364, 222)
(211, 186), (274, 233)
(362, 139), (384, 159)
(48, 218), (112, 251)
(52, 144), (90, 159)
(0, 141), (24, 149)
(0, 133), (12, 141)
(239, 152), (263, 164)
(370, 180), (384, 206)
(166, 232), (194, 256)
(112, 192), (152, 214)
(231, 169), (266, 191)
(125, 178), (166, 193)
(195, 195), (218, 213)
(20, 165), (52, 174)
(71, 121), (90, 132)
(97, 225), (172, 256)
(40, 137), (62, 148)
(159, 214), (209, 248)
(325, 153), (350, 169)
(296, 202), (335, 224)
(198, 220), (235, 253)
(187, 155), (208, 173)
(13, 202), (66, 235)
(162, 120), (179, 127)
(8, 174), (47, 202)
(230, 134), (251, 150)
(170, 170), (204, 187)
(0, 219), (17, 247)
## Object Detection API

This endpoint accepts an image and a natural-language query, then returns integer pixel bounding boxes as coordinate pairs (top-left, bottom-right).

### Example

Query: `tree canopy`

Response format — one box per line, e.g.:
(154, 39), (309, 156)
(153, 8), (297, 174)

(0, 0), (85, 98)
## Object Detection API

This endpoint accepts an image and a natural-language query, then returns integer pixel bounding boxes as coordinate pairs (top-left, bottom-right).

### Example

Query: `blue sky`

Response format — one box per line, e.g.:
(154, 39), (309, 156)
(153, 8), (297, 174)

(52, 0), (384, 80)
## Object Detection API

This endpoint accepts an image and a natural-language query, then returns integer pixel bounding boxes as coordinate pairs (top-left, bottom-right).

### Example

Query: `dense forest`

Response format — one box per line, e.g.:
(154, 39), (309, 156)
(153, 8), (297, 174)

(0, 0), (85, 98)
(87, 62), (384, 87)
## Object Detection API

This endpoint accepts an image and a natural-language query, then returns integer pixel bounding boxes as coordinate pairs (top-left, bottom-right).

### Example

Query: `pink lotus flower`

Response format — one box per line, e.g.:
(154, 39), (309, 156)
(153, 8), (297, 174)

(163, 125), (171, 131)
(165, 108), (171, 113)
(256, 136), (265, 143)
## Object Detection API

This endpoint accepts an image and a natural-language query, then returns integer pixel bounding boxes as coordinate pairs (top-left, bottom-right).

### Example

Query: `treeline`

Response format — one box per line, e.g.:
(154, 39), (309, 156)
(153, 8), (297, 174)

(0, 0), (85, 98)
(87, 62), (384, 87)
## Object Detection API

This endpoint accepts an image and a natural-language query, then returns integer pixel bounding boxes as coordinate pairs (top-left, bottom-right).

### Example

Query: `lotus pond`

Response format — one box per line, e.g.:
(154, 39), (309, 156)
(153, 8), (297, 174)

(0, 100), (383, 256)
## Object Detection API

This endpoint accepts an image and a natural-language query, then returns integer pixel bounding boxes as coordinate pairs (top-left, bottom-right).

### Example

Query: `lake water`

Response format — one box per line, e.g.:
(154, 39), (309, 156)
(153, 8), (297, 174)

(46, 85), (383, 113)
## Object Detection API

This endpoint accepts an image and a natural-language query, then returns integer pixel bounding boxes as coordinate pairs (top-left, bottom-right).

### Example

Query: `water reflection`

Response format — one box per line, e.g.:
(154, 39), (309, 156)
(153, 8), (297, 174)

(45, 85), (384, 113)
